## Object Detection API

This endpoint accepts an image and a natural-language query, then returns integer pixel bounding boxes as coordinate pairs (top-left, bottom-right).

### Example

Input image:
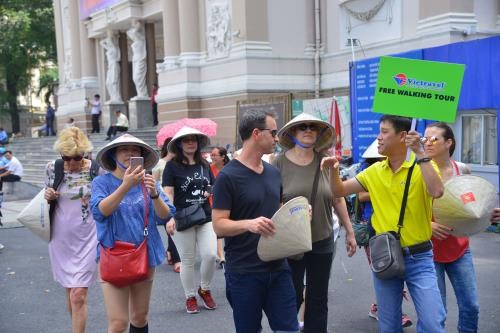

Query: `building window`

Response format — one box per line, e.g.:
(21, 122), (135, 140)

(461, 112), (497, 166)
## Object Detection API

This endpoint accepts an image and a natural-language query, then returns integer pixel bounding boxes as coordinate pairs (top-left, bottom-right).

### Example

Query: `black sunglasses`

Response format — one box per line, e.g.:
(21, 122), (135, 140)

(296, 123), (319, 132)
(61, 155), (84, 162)
(259, 128), (278, 137)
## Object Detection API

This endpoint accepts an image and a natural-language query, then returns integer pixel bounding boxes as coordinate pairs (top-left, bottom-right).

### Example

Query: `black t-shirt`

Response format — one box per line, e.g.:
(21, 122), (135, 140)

(212, 159), (288, 274)
(163, 161), (214, 221)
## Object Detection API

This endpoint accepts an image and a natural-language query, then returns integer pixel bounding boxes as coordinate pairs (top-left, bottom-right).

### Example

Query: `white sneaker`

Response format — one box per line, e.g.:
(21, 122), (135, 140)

(0, 243), (4, 250)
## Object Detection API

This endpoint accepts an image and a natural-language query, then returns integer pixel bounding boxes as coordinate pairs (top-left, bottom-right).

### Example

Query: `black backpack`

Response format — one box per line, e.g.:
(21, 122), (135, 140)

(48, 159), (100, 223)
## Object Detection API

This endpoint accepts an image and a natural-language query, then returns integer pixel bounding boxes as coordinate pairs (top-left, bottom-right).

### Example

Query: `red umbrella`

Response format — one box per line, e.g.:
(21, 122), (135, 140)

(156, 118), (217, 147)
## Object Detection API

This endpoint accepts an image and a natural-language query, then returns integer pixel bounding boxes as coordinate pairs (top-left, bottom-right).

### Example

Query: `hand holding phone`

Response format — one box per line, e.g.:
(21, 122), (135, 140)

(129, 156), (144, 171)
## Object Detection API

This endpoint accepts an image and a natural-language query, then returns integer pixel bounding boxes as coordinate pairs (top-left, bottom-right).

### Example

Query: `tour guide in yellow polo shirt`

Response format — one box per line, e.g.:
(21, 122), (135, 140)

(356, 155), (434, 247)
(321, 115), (446, 333)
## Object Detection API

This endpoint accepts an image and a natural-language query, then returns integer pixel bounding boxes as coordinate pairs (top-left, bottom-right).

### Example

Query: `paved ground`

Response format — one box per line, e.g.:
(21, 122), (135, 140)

(1, 199), (500, 332)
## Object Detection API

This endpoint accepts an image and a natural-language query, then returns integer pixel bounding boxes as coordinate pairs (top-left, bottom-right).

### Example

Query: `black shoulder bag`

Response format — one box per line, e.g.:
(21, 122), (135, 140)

(368, 161), (416, 280)
(174, 165), (208, 231)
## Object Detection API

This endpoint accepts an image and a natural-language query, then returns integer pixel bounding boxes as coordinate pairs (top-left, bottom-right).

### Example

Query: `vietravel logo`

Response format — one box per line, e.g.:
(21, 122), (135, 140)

(393, 73), (446, 91)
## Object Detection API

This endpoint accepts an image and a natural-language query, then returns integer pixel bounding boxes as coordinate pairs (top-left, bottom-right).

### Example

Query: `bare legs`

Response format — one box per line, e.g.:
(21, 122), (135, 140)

(65, 287), (89, 333)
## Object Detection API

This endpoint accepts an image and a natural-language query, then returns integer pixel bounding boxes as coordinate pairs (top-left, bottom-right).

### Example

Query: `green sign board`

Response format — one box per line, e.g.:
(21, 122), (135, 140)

(372, 56), (465, 122)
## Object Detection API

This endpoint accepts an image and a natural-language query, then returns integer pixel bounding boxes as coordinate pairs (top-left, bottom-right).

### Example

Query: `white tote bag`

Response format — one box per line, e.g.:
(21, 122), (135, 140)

(16, 189), (51, 242)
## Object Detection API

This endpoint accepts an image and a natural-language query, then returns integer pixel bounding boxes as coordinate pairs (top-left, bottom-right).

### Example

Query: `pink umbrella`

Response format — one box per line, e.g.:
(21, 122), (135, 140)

(156, 118), (217, 147)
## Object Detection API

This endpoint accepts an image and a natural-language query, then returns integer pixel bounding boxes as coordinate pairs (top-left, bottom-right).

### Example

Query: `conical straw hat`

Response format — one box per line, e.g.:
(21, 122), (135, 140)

(433, 175), (498, 236)
(96, 133), (159, 171)
(167, 126), (210, 153)
(362, 139), (385, 159)
(257, 196), (312, 261)
(277, 113), (335, 151)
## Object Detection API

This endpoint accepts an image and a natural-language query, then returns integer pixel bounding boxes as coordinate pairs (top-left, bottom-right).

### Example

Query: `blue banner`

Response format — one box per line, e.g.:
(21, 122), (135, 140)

(350, 50), (424, 162)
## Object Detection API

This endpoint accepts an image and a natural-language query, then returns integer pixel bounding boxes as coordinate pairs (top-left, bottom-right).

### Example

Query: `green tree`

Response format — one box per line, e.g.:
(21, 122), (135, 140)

(0, 0), (56, 133)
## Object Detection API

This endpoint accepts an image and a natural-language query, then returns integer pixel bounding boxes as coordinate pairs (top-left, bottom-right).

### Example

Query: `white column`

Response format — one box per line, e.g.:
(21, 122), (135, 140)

(68, 0), (82, 82)
(178, 0), (200, 64)
(160, 0), (181, 69)
(53, 0), (65, 93)
(79, 20), (98, 87)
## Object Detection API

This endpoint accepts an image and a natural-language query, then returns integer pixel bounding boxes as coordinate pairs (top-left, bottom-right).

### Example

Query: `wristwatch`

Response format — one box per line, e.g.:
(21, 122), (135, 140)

(150, 192), (160, 199)
(416, 157), (432, 164)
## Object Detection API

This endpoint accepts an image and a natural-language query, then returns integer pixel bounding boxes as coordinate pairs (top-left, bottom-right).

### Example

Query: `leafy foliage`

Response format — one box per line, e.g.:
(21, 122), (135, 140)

(0, 0), (56, 133)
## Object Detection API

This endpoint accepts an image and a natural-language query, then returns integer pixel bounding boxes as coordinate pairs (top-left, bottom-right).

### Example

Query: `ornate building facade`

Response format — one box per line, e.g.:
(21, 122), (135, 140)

(54, 0), (500, 150)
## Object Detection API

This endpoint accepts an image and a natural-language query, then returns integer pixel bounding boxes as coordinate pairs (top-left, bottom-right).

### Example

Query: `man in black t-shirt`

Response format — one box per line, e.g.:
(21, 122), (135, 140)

(212, 109), (299, 333)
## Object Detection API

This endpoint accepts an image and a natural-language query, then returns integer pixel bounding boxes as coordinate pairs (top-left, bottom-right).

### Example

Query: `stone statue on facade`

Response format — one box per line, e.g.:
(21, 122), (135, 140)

(127, 20), (148, 98)
(100, 34), (122, 103)
(207, 1), (231, 58)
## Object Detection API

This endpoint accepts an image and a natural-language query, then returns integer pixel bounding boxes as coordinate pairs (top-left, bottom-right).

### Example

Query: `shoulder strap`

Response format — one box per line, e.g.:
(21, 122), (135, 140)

(52, 159), (65, 190)
(49, 159), (65, 223)
(309, 155), (321, 219)
(89, 159), (99, 179)
(396, 161), (416, 237)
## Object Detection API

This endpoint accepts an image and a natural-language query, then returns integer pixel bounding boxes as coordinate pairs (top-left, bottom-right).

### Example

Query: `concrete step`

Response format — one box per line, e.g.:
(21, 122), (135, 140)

(7, 128), (161, 187)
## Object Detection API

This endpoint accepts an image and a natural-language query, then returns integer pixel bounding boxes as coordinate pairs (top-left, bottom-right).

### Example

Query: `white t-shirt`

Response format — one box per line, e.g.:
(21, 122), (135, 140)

(6, 156), (23, 177)
(116, 113), (129, 127)
(90, 100), (101, 115)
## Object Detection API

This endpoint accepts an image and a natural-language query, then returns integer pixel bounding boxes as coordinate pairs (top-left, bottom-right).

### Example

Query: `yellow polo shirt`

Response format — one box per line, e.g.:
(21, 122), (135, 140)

(355, 153), (434, 247)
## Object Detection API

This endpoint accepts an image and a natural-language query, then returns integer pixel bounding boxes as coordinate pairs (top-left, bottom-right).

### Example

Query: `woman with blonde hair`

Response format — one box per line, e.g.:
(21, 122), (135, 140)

(44, 127), (101, 333)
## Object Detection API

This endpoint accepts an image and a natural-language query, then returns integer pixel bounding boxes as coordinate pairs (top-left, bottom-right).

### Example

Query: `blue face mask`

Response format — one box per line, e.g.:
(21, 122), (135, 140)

(110, 152), (128, 170)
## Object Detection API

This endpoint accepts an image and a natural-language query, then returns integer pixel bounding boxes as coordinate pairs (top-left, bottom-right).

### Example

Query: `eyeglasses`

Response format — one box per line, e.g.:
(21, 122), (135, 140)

(420, 136), (439, 145)
(296, 123), (319, 132)
(258, 128), (278, 137)
(61, 155), (84, 162)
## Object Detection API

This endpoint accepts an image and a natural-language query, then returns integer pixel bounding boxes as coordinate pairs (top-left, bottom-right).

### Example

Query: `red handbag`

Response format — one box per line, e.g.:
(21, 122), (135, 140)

(100, 184), (150, 288)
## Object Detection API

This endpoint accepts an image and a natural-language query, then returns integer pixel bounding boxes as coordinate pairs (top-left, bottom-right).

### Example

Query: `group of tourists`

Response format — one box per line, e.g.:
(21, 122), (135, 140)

(42, 109), (498, 333)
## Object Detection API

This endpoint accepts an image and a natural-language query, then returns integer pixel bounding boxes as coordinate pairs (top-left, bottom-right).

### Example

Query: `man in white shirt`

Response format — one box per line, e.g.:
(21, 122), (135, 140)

(105, 110), (129, 140)
(86, 94), (101, 133)
(0, 150), (23, 192)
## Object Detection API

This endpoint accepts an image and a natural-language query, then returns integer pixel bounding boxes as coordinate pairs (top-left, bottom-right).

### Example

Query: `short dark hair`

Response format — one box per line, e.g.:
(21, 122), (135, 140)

(94, 94), (100, 98)
(427, 122), (456, 156)
(379, 115), (412, 134)
(115, 110), (121, 113)
(5, 150), (12, 155)
(213, 146), (230, 165)
(238, 109), (276, 141)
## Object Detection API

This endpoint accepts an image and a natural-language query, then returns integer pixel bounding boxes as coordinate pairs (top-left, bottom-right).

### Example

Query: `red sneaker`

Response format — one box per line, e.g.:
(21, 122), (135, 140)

(185, 296), (199, 314)
(198, 287), (217, 310)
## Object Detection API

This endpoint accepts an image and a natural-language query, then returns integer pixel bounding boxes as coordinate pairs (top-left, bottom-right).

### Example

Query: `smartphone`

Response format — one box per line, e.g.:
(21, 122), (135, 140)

(130, 156), (144, 170)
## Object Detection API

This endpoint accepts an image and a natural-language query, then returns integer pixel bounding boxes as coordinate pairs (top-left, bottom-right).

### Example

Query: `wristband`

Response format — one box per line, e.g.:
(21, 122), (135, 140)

(416, 157), (432, 164)
(150, 192), (160, 199)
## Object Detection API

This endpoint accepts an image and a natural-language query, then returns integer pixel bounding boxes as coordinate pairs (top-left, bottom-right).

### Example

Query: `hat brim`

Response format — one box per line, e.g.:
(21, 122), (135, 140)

(167, 128), (209, 153)
(277, 115), (335, 151)
(96, 134), (159, 171)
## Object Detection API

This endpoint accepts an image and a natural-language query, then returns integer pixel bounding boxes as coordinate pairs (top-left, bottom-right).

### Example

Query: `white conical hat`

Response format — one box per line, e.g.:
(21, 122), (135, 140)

(257, 196), (312, 261)
(277, 113), (335, 151)
(167, 126), (210, 153)
(362, 139), (385, 159)
(96, 133), (159, 171)
(433, 175), (498, 236)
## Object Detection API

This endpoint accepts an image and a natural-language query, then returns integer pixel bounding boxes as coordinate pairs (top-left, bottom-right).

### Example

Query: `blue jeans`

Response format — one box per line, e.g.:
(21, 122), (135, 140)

(435, 248), (479, 333)
(373, 250), (446, 333)
(225, 270), (299, 333)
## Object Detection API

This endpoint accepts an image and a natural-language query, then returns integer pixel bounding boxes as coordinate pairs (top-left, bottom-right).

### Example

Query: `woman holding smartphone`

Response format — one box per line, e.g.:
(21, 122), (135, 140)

(162, 126), (218, 314)
(91, 134), (175, 333)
